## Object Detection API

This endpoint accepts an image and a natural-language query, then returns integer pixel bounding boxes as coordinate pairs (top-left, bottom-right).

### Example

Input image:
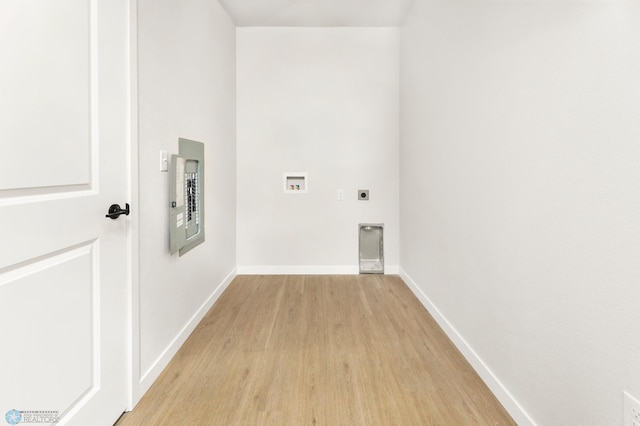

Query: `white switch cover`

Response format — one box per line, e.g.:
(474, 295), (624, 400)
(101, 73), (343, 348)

(337, 189), (344, 201)
(160, 150), (169, 172)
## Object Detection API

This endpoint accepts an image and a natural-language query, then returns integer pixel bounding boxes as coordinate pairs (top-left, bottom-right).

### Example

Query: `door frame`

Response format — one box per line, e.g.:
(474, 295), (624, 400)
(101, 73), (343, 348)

(126, 0), (141, 411)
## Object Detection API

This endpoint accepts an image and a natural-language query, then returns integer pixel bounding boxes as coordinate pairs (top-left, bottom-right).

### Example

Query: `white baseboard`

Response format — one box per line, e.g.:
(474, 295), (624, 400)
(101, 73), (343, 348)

(237, 265), (399, 275)
(138, 267), (237, 396)
(399, 268), (536, 426)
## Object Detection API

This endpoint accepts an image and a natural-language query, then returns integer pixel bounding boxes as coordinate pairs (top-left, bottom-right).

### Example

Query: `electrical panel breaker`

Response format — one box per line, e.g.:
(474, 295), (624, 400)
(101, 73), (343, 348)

(170, 138), (205, 256)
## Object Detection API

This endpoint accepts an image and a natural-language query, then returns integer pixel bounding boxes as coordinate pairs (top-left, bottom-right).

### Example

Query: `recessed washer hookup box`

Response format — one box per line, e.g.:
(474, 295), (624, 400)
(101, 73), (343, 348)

(359, 223), (384, 274)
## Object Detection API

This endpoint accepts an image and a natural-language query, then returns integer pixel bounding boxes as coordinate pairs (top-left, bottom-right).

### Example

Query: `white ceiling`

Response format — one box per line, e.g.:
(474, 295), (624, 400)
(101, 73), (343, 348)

(217, 0), (415, 27)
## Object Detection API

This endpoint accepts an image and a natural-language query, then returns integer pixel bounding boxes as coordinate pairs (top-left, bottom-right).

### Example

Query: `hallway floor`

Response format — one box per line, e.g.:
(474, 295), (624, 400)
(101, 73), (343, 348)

(117, 275), (514, 425)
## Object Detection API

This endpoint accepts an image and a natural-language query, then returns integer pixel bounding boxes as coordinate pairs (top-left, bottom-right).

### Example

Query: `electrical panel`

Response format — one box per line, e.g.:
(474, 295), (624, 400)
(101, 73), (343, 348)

(170, 138), (205, 256)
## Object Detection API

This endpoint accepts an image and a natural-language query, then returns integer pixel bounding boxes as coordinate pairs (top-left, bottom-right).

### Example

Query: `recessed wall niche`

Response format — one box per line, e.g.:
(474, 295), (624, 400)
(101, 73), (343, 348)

(283, 172), (307, 193)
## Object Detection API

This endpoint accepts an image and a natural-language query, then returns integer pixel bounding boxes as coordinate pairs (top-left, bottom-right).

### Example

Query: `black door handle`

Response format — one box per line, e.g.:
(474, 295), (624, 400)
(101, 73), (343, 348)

(106, 203), (130, 219)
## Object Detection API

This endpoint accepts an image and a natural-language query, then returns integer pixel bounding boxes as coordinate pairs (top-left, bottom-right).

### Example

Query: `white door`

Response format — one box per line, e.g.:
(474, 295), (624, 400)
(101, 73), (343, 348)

(0, 1), (130, 425)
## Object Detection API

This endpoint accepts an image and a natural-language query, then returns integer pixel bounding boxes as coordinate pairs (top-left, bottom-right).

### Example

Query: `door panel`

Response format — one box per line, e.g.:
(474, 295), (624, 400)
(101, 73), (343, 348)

(1, 244), (94, 415)
(0, 1), (129, 425)
(0, 0), (91, 191)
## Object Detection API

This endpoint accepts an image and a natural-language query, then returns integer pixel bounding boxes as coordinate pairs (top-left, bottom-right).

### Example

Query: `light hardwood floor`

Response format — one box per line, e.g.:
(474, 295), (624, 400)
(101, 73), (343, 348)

(117, 275), (515, 425)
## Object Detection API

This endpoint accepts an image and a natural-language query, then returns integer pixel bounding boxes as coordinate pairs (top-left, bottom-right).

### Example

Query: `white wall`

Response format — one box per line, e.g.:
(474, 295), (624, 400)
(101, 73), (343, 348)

(400, 1), (640, 424)
(136, 0), (236, 397)
(236, 27), (399, 273)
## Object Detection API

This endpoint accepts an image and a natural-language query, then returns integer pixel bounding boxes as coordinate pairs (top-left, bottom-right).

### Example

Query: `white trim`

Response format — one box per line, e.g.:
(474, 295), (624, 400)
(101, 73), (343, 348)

(126, 0), (140, 411)
(237, 265), (400, 275)
(398, 268), (536, 426)
(137, 268), (237, 397)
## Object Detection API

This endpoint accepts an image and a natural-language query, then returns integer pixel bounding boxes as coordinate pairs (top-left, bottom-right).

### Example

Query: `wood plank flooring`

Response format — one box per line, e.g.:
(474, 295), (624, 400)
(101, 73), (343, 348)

(116, 275), (515, 425)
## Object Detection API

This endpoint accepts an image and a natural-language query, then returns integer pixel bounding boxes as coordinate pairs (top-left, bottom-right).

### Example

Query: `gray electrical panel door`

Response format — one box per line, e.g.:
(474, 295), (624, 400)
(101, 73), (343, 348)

(169, 154), (186, 254)
(169, 138), (205, 256)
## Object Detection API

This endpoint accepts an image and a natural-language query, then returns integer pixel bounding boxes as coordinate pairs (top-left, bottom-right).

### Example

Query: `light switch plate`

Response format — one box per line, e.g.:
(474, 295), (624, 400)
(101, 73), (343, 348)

(160, 150), (169, 172)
